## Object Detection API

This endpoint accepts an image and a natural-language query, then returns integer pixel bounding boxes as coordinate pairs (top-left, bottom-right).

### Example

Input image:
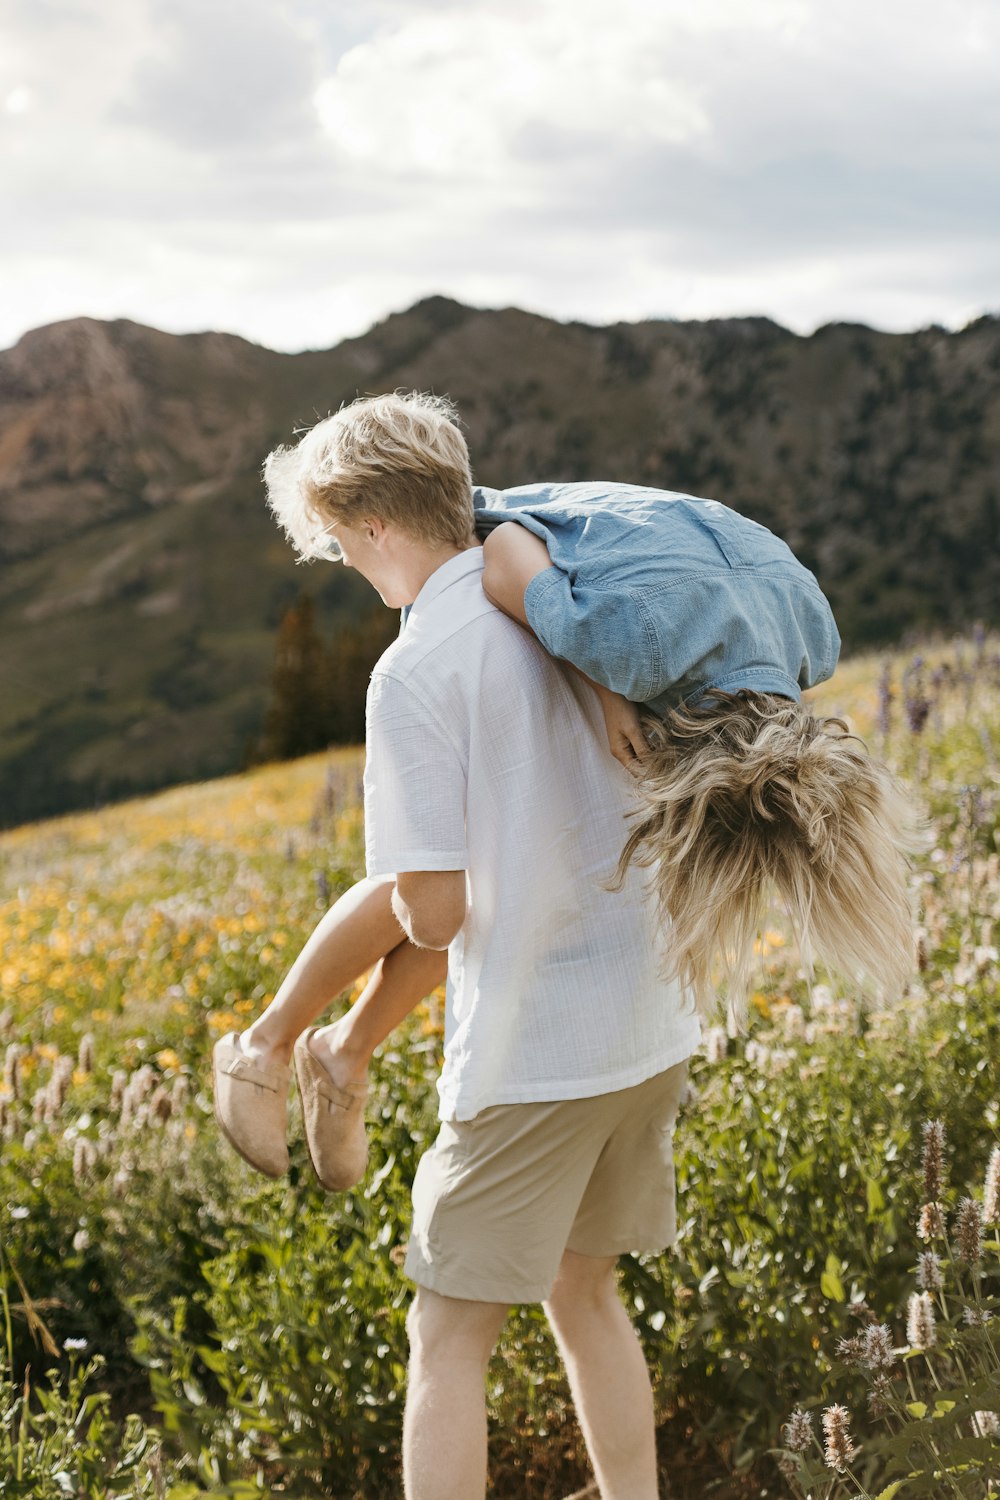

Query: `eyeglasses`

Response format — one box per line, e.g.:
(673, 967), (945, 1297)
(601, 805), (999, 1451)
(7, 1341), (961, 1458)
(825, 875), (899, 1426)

(309, 521), (345, 562)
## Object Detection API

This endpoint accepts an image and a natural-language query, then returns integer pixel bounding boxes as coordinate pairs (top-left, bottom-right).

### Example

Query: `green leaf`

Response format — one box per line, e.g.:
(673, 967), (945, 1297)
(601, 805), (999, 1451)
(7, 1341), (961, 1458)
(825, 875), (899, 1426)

(874, 1484), (905, 1500)
(182, 1377), (207, 1407)
(906, 1401), (928, 1419)
(866, 1177), (885, 1215)
(821, 1254), (846, 1301)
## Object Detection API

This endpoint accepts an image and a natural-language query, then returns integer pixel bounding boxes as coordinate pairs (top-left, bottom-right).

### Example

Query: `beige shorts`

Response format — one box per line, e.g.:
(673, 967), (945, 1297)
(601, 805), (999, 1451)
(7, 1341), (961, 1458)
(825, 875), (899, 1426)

(404, 1060), (689, 1305)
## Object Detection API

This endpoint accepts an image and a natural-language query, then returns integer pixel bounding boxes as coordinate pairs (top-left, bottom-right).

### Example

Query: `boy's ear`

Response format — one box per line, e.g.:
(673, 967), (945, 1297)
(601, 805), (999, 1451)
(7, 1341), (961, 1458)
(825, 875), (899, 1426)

(365, 516), (389, 547)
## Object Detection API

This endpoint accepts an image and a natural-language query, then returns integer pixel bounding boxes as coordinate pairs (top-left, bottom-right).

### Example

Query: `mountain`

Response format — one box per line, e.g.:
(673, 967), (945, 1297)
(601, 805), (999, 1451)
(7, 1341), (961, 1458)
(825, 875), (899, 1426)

(1, 296), (997, 829)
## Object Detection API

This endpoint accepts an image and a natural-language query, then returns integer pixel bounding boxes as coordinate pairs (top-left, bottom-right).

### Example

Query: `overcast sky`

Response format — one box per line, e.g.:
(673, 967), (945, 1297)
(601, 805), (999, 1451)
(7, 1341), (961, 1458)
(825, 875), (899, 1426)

(2, 0), (998, 353)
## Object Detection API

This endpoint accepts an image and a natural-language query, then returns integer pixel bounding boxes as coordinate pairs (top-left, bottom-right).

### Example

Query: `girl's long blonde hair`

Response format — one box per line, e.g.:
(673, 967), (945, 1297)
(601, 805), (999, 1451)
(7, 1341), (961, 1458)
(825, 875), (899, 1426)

(612, 690), (920, 1030)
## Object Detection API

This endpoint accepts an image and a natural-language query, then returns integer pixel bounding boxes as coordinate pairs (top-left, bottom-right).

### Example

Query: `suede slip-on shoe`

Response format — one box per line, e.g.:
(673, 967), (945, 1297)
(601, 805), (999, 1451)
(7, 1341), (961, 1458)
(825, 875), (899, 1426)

(212, 1032), (290, 1178)
(293, 1029), (369, 1191)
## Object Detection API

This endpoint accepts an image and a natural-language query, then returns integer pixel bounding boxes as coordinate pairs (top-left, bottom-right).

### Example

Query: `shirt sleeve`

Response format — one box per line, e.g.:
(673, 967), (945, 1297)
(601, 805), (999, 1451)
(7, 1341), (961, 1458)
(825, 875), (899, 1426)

(364, 671), (468, 878)
(523, 568), (657, 703)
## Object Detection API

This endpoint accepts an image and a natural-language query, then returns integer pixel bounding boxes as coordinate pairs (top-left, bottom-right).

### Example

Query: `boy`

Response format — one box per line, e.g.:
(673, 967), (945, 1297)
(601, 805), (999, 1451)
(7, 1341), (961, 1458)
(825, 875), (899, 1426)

(218, 390), (701, 1498)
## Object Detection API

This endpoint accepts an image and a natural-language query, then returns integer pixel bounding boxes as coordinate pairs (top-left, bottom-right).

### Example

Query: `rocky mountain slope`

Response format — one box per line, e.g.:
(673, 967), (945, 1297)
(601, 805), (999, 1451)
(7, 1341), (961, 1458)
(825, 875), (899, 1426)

(1, 297), (997, 828)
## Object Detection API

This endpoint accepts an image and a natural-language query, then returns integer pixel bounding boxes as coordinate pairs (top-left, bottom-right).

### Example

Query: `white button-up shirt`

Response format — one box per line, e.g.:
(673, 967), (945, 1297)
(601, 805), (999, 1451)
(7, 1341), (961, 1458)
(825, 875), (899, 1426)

(364, 549), (701, 1122)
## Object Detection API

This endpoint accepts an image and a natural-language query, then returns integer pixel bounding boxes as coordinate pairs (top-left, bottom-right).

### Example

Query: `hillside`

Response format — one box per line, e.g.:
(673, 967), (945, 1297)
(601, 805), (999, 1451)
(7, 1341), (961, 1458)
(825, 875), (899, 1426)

(1, 297), (998, 828)
(1, 633), (997, 1496)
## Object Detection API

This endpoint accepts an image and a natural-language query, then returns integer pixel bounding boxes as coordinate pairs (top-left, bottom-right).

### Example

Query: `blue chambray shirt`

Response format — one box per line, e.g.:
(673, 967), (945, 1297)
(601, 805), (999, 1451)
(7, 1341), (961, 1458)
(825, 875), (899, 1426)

(470, 482), (840, 713)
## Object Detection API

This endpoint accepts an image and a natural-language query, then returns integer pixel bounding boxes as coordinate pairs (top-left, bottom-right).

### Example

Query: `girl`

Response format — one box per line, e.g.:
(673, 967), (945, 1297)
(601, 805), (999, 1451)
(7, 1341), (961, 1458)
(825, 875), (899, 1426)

(212, 393), (915, 1188)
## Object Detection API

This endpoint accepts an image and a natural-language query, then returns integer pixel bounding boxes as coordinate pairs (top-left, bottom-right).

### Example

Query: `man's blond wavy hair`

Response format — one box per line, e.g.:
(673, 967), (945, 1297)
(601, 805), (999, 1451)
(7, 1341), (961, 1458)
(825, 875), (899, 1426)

(612, 690), (920, 1031)
(263, 391), (476, 561)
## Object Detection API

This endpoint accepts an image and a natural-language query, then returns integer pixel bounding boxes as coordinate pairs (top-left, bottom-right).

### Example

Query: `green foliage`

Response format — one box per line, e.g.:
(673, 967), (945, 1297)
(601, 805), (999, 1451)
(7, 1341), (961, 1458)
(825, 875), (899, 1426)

(0, 1249), (175, 1499)
(621, 967), (999, 1471)
(0, 1350), (168, 1499)
(134, 1053), (440, 1498)
(773, 1145), (1000, 1497)
(1, 632), (998, 1495)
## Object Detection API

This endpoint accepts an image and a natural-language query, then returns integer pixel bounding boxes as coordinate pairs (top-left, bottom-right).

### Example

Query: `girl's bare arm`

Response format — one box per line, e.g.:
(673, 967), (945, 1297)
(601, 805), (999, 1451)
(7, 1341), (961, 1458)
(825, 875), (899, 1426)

(481, 522), (649, 769)
(480, 520), (551, 625)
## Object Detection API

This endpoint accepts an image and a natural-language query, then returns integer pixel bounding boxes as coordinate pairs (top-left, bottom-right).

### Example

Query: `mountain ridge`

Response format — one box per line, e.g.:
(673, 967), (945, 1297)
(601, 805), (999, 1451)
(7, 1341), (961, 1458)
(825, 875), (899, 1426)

(1, 297), (997, 829)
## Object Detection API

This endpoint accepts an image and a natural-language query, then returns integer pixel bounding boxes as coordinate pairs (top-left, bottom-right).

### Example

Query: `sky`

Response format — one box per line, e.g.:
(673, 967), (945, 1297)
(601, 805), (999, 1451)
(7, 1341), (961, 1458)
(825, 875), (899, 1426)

(2, 0), (998, 354)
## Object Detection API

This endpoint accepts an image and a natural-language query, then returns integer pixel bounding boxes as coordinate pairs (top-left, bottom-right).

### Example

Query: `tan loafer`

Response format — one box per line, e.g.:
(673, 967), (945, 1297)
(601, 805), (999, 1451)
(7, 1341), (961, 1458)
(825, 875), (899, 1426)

(212, 1032), (290, 1177)
(293, 1029), (369, 1191)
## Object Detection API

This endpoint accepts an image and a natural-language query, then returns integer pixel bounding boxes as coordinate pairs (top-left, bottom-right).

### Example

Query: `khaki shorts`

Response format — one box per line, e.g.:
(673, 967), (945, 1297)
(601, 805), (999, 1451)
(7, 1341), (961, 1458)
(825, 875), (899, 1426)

(404, 1060), (689, 1305)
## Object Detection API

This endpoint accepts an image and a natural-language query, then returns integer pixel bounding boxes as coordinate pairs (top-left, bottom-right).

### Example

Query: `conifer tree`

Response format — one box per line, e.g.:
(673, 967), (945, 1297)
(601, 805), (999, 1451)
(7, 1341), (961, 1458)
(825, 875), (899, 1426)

(256, 593), (332, 761)
(324, 608), (399, 743)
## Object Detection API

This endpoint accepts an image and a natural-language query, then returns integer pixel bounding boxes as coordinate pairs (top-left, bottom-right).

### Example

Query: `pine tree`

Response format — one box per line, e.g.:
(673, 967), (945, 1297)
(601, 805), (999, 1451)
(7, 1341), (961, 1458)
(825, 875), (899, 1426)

(324, 608), (399, 743)
(256, 593), (332, 761)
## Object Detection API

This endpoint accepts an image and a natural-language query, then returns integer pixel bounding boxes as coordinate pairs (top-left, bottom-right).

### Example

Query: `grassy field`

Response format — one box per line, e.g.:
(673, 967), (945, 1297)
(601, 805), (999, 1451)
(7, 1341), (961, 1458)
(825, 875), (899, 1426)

(1, 634), (998, 1497)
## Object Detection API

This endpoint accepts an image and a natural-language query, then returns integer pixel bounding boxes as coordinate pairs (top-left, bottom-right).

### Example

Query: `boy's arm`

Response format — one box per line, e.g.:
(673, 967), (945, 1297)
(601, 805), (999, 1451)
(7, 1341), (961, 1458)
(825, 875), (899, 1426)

(481, 522), (649, 769)
(365, 671), (470, 942)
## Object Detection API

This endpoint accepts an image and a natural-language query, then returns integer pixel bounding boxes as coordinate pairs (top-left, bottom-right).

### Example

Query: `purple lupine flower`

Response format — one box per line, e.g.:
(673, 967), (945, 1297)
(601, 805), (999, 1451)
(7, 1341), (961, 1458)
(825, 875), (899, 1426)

(876, 661), (893, 738)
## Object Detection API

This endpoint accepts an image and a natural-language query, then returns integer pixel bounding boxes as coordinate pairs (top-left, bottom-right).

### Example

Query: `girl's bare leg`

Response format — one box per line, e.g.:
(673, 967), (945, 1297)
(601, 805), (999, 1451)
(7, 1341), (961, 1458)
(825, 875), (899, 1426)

(309, 941), (447, 1086)
(240, 877), (446, 1085)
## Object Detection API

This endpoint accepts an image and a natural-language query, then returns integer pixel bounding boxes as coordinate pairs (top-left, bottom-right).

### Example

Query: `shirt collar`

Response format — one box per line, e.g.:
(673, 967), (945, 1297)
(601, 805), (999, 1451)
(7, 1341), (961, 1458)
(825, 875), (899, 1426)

(407, 547), (484, 623)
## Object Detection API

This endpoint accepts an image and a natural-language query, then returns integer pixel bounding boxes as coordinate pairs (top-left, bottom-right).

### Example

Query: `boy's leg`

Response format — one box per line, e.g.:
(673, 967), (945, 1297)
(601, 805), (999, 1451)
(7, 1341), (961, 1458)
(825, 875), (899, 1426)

(241, 876), (443, 1080)
(403, 1287), (508, 1500)
(544, 1250), (659, 1500)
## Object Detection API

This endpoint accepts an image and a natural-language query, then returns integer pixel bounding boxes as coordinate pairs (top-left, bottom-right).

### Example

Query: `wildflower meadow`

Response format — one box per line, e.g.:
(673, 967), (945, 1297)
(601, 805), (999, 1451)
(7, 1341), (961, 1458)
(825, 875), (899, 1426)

(1, 633), (998, 1498)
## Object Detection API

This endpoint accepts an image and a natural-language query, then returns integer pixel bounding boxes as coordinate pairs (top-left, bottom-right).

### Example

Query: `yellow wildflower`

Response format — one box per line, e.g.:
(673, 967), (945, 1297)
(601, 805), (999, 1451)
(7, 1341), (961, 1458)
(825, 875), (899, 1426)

(207, 1011), (238, 1034)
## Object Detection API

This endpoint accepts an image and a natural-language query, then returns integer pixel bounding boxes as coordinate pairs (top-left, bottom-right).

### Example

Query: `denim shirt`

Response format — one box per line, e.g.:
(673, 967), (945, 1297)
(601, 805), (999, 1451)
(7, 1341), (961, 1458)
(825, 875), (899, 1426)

(471, 482), (840, 713)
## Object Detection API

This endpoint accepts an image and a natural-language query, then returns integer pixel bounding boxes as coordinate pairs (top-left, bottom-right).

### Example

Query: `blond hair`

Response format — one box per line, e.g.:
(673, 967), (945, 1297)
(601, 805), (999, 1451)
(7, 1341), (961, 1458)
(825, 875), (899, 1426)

(263, 390), (476, 562)
(612, 690), (920, 1030)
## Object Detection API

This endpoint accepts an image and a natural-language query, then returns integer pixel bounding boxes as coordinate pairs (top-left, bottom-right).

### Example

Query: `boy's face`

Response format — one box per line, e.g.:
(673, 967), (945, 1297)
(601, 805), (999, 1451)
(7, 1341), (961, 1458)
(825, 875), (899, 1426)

(319, 516), (415, 609)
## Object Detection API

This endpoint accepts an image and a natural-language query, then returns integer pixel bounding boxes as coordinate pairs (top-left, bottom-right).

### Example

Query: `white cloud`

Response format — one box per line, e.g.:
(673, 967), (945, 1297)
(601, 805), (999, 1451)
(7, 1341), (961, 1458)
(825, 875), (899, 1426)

(0, 0), (997, 352)
(117, 0), (322, 150)
(5, 85), (32, 114)
(314, 6), (712, 179)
